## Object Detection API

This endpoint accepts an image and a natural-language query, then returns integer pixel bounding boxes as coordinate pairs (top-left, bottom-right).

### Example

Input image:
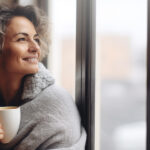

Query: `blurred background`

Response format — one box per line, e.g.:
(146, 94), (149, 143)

(0, 0), (147, 150)
(96, 0), (146, 150)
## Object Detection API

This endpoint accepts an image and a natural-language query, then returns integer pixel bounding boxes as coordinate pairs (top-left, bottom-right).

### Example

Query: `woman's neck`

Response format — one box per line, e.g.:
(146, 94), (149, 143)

(0, 70), (23, 105)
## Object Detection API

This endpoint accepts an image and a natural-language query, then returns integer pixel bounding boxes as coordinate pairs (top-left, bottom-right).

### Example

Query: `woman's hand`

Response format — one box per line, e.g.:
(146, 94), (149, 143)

(0, 123), (4, 140)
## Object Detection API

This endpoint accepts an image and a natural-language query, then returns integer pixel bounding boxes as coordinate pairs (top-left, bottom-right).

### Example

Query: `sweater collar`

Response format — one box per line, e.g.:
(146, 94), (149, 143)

(21, 62), (55, 101)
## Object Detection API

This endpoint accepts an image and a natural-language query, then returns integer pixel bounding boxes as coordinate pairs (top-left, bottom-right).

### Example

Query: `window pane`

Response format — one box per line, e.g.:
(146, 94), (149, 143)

(96, 0), (147, 150)
(48, 0), (76, 99)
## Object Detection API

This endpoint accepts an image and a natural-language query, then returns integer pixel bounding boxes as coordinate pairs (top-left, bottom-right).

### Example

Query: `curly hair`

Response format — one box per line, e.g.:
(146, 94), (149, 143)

(0, 4), (50, 60)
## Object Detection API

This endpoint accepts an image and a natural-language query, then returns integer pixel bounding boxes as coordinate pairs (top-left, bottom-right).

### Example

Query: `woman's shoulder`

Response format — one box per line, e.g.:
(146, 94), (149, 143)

(18, 83), (86, 150)
(22, 83), (81, 124)
(42, 84), (74, 103)
(38, 84), (79, 117)
(21, 83), (82, 143)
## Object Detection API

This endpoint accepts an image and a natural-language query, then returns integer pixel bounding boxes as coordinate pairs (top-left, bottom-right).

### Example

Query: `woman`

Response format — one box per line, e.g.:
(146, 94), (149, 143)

(0, 4), (86, 150)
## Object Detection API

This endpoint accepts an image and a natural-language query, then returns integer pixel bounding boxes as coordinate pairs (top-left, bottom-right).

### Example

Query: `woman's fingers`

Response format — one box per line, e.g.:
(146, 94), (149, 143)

(0, 128), (4, 133)
(0, 123), (4, 140)
(0, 133), (4, 139)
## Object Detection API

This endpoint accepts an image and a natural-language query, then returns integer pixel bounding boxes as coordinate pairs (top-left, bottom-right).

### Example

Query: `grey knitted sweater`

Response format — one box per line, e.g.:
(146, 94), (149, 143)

(0, 63), (86, 150)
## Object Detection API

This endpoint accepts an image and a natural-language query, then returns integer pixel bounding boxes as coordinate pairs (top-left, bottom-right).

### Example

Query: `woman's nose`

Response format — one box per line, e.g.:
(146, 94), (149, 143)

(28, 40), (40, 53)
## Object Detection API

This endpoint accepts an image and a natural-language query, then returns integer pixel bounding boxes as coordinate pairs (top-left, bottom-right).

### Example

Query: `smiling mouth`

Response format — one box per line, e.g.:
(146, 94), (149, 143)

(23, 58), (38, 63)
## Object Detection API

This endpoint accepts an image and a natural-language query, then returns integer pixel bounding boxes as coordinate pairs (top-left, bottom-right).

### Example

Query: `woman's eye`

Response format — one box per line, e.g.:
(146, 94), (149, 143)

(34, 38), (40, 45)
(17, 38), (26, 42)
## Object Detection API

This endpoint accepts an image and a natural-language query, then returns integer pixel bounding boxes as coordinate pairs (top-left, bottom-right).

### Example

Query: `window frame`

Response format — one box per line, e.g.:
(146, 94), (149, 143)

(147, 0), (150, 149)
(76, 0), (96, 149)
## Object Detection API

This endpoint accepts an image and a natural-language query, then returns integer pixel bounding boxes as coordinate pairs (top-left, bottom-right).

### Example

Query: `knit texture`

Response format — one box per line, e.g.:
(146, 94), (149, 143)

(22, 63), (55, 100)
(0, 63), (86, 150)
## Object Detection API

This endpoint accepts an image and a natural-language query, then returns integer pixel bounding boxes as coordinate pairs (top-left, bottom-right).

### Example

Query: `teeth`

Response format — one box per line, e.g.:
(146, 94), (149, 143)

(24, 58), (38, 63)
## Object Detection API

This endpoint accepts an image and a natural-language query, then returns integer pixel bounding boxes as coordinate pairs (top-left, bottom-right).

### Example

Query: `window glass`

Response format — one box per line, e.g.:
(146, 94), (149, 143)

(48, 0), (76, 99)
(96, 0), (147, 149)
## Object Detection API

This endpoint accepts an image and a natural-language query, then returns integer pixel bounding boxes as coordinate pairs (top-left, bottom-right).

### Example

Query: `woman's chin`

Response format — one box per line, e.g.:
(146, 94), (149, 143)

(24, 65), (39, 75)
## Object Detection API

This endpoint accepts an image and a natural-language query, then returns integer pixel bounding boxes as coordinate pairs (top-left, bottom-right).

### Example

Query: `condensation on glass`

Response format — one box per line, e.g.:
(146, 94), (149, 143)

(48, 0), (76, 99)
(96, 0), (146, 150)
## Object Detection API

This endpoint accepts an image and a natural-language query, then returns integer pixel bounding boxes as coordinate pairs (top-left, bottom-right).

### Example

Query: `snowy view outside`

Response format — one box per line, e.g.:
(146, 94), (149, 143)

(97, 0), (147, 149)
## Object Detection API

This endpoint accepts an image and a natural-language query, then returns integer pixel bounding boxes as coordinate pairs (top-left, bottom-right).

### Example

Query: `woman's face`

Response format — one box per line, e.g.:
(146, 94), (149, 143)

(1, 16), (41, 76)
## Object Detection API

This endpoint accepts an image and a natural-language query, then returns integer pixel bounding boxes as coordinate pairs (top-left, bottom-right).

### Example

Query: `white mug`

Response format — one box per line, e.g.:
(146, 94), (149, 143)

(0, 106), (21, 143)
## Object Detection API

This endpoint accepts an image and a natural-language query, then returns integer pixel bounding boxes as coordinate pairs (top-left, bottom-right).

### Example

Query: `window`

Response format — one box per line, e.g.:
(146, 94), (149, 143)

(47, 0), (76, 99)
(97, 0), (147, 149)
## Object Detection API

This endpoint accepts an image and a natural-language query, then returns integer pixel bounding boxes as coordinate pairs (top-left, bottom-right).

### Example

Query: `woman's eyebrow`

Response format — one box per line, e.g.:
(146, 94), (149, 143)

(13, 32), (29, 37)
(34, 34), (39, 38)
(13, 33), (39, 38)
